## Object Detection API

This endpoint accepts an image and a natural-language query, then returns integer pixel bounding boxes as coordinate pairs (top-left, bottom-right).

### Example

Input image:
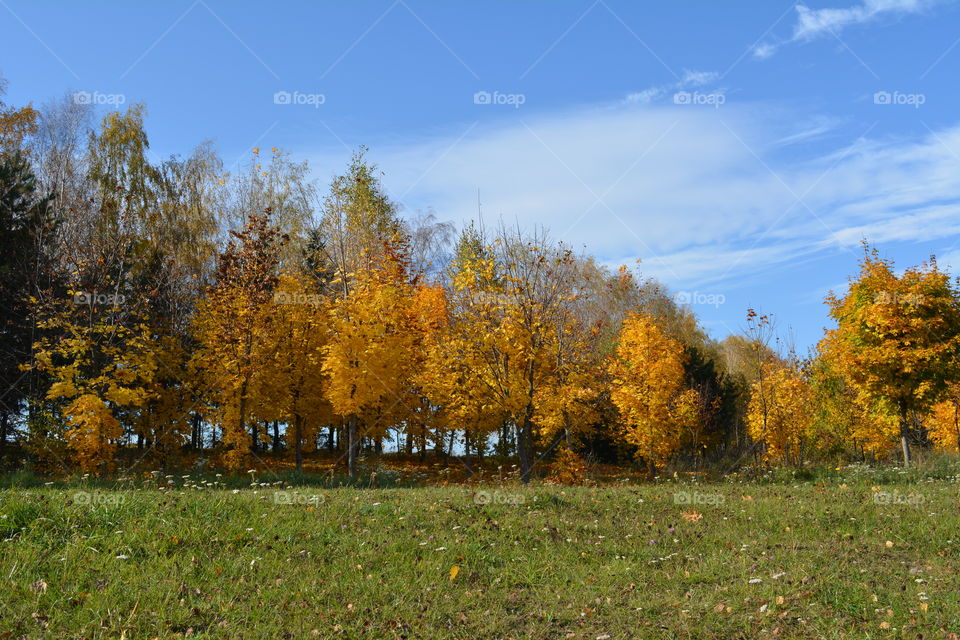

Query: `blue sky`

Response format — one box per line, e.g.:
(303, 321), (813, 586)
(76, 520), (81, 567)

(3, 0), (960, 349)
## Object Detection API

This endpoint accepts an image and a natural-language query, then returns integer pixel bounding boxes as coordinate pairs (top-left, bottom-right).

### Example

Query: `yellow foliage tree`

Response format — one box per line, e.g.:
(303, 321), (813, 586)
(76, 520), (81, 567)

(431, 228), (593, 482)
(323, 244), (418, 478)
(927, 384), (960, 453)
(255, 273), (332, 471)
(811, 339), (899, 460)
(746, 362), (814, 464)
(607, 312), (700, 474)
(34, 303), (157, 474)
(825, 246), (960, 465)
(192, 212), (285, 469)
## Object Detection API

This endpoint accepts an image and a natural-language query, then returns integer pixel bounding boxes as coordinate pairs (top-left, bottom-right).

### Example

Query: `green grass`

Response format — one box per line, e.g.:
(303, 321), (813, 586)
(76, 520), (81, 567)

(2, 473), (960, 638)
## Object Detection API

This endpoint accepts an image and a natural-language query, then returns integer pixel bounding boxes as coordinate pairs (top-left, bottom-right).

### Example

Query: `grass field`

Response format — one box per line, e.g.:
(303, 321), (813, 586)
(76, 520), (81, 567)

(2, 467), (960, 639)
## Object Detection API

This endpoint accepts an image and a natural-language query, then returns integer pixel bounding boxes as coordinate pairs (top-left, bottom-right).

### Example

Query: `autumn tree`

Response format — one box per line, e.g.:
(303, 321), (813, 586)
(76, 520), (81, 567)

(437, 225), (591, 483)
(192, 212), (285, 469)
(316, 148), (404, 298)
(926, 383), (960, 453)
(0, 77), (38, 155)
(310, 150), (408, 462)
(32, 299), (158, 474)
(256, 273), (332, 471)
(746, 360), (814, 464)
(825, 246), (960, 465)
(27, 106), (178, 472)
(607, 312), (700, 474)
(323, 243), (418, 478)
(417, 240), (503, 469)
(810, 339), (898, 460)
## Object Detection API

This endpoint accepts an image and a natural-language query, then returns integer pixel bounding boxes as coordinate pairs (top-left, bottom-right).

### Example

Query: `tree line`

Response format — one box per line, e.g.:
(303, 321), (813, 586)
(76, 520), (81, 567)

(2, 86), (960, 480)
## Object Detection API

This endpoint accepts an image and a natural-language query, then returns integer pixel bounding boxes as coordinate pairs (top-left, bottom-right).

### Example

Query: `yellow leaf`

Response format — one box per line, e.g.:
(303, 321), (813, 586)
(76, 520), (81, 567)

(449, 565), (460, 581)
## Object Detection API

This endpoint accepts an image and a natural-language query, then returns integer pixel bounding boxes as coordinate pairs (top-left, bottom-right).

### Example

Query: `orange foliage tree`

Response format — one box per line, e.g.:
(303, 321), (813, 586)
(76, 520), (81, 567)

(323, 243), (419, 478)
(825, 246), (960, 465)
(255, 273), (332, 471)
(192, 212), (286, 469)
(607, 312), (700, 475)
(746, 361), (814, 464)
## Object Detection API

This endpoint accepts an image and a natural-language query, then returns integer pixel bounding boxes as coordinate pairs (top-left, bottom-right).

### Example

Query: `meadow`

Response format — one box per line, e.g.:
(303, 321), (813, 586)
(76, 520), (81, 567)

(3, 464), (960, 639)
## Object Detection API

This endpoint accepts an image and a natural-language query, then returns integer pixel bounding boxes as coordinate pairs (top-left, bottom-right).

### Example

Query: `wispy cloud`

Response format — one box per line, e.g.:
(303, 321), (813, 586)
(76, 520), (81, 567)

(624, 69), (721, 105)
(753, 0), (946, 59)
(304, 98), (960, 294)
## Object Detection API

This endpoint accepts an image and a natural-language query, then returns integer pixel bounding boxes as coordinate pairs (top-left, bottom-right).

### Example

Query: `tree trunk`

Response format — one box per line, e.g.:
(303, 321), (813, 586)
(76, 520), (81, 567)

(518, 357), (537, 484)
(191, 413), (201, 450)
(0, 412), (8, 450)
(237, 386), (248, 456)
(899, 402), (912, 467)
(347, 416), (359, 479)
(953, 401), (960, 454)
(272, 421), (281, 452)
(518, 417), (533, 484)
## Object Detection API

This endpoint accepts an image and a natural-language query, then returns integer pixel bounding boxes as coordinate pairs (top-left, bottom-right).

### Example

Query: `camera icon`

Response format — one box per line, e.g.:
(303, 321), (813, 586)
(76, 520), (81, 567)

(473, 490), (492, 505)
(673, 91), (692, 105)
(73, 291), (91, 305)
(73, 491), (91, 505)
(274, 91), (292, 105)
(673, 491), (691, 504)
(873, 91), (891, 105)
(73, 91), (92, 105)
(273, 491), (292, 504)
(473, 91), (491, 105)
(673, 291), (691, 305)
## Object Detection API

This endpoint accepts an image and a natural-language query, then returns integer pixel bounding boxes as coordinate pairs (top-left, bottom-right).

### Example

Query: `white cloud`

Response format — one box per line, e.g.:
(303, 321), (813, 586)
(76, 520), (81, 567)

(305, 99), (960, 295)
(624, 69), (720, 105)
(934, 248), (960, 272)
(751, 43), (777, 60)
(754, 0), (945, 59)
(624, 87), (663, 105)
(794, 0), (930, 41)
